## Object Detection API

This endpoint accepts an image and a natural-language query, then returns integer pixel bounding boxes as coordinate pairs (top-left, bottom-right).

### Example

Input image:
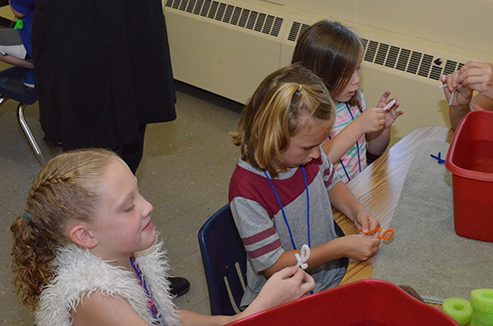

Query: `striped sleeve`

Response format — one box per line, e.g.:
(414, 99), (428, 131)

(230, 197), (284, 272)
(320, 146), (341, 191)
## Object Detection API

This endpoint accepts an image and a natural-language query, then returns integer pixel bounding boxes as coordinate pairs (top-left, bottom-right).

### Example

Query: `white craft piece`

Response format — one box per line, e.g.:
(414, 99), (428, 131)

(295, 244), (310, 270)
(382, 99), (396, 111)
(449, 89), (457, 106)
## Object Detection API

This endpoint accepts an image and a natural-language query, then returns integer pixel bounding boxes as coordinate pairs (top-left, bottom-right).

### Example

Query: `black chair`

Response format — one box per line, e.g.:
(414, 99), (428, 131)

(198, 204), (247, 316)
(0, 67), (45, 165)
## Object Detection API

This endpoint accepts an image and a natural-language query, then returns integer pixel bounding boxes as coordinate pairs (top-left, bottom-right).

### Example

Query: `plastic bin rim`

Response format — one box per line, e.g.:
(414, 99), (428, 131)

(445, 159), (493, 182)
(445, 111), (493, 182)
(226, 279), (458, 326)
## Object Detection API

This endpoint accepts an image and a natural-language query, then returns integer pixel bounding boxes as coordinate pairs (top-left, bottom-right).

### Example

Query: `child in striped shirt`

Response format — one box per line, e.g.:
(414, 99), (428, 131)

(292, 20), (404, 183)
(229, 64), (381, 308)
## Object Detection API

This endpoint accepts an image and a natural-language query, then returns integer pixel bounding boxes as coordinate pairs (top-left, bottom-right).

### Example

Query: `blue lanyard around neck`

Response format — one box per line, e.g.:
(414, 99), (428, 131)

(263, 166), (310, 249)
(130, 257), (158, 319)
(328, 103), (361, 182)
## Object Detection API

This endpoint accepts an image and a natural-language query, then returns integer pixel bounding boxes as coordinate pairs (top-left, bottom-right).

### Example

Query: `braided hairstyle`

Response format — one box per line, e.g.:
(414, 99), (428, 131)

(11, 148), (120, 309)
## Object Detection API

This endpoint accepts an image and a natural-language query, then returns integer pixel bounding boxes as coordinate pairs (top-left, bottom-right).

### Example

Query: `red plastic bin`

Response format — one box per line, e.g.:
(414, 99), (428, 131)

(228, 279), (458, 326)
(445, 110), (493, 242)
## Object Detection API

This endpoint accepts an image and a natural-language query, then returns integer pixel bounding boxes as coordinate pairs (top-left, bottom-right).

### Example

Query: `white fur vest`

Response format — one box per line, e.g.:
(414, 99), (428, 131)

(35, 241), (181, 326)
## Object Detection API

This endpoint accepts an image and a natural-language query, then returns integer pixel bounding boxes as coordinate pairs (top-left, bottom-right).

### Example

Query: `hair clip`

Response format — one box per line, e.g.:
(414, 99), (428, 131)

(22, 212), (31, 222)
(297, 84), (302, 92)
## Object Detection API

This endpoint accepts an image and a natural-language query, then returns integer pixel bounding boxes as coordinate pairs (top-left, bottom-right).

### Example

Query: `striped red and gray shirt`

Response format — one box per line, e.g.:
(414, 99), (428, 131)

(229, 147), (346, 307)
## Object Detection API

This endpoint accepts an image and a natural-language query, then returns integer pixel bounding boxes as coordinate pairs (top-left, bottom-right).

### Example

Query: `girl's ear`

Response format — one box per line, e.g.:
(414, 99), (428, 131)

(69, 224), (98, 249)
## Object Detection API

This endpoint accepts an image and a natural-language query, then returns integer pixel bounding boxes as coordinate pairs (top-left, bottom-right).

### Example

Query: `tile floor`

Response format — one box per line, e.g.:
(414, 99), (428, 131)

(0, 62), (244, 325)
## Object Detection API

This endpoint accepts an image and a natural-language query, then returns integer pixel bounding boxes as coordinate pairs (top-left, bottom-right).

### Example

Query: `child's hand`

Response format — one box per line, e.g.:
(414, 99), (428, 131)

(384, 106), (403, 128)
(377, 92), (404, 128)
(358, 108), (386, 133)
(235, 266), (315, 321)
(353, 213), (380, 233)
(342, 234), (381, 261)
(376, 91), (393, 109)
(254, 267), (315, 310)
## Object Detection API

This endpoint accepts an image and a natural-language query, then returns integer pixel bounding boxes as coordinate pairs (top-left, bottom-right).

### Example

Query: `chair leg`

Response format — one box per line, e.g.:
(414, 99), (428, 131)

(0, 96), (8, 108)
(17, 103), (46, 166)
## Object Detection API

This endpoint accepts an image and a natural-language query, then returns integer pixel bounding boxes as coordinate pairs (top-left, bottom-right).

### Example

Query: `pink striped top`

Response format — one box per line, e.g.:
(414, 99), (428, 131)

(328, 91), (368, 183)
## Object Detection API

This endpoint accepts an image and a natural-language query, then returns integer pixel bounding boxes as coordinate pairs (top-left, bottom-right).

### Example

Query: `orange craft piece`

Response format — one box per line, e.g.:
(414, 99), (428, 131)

(357, 228), (394, 241)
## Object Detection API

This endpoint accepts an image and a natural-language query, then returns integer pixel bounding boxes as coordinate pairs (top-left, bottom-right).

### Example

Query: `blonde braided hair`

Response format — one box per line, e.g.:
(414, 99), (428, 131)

(11, 148), (120, 308)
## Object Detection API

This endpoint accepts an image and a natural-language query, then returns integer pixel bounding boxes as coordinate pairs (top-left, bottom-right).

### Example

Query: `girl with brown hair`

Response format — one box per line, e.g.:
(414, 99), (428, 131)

(293, 20), (404, 183)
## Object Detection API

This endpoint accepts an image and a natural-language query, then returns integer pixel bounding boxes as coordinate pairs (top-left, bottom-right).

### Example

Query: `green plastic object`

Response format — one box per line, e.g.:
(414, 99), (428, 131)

(442, 298), (472, 326)
(471, 289), (493, 312)
(470, 318), (490, 326)
(14, 19), (23, 30)
(471, 308), (493, 325)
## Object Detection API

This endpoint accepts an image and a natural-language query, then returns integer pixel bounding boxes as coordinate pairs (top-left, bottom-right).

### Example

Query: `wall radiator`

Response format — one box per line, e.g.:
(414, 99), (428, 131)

(164, 0), (492, 144)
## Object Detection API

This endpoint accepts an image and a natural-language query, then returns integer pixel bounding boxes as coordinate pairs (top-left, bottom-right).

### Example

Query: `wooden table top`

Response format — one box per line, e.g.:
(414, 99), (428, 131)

(334, 126), (454, 285)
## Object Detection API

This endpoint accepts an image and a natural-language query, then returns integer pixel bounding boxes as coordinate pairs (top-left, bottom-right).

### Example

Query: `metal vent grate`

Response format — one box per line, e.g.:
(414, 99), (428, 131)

(361, 38), (465, 81)
(287, 21), (310, 42)
(286, 21), (465, 82)
(166, 0), (283, 37)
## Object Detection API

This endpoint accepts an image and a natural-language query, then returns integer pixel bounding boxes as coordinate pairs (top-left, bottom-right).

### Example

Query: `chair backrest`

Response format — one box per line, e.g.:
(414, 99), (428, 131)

(198, 204), (247, 316)
(0, 67), (38, 105)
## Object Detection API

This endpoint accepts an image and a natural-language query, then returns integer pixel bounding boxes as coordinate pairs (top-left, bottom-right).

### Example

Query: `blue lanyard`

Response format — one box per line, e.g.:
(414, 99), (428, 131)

(263, 166), (310, 250)
(130, 257), (158, 319)
(329, 104), (362, 182)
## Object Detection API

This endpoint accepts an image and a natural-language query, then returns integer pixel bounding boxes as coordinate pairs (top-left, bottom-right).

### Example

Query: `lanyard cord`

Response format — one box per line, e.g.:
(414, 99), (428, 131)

(263, 166), (310, 250)
(130, 257), (158, 319)
(328, 104), (362, 182)
(346, 103), (362, 174)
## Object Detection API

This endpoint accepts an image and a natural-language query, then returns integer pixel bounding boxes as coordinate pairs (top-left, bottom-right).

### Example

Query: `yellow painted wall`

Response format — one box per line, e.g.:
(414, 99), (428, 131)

(280, 0), (492, 61)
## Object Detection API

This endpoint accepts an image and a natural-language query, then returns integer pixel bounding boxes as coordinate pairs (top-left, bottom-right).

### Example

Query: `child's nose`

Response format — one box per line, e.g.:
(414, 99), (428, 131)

(143, 199), (154, 217)
(308, 147), (321, 159)
(351, 74), (360, 85)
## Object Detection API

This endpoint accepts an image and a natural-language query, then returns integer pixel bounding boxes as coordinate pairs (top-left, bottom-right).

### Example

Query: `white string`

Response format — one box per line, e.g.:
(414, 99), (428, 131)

(295, 244), (310, 270)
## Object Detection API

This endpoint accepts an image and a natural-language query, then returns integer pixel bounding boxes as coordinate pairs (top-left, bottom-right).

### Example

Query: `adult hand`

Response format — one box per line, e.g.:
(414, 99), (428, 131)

(456, 61), (493, 101)
(441, 73), (473, 107)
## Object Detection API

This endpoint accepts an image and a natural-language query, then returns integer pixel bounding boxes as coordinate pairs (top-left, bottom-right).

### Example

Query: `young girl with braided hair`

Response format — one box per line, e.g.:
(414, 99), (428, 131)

(229, 64), (381, 308)
(11, 148), (315, 326)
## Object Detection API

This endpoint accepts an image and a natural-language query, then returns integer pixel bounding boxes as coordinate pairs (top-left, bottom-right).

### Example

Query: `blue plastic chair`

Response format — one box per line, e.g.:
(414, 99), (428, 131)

(198, 204), (247, 316)
(0, 67), (45, 165)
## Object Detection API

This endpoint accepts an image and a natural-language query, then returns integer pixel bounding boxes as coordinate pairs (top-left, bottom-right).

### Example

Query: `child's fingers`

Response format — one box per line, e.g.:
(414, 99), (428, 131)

(299, 271), (315, 292)
(276, 266), (299, 280)
(377, 91), (392, 107)
(369, 219), (381, 231)
(290, 267), (308, 282)
(380, 91), (391, 100)
(289, 267), (307, 281)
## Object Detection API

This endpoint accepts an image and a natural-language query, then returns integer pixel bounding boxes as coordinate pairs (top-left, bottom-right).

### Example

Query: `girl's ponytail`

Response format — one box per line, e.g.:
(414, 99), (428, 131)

(11, 214), (58, 308)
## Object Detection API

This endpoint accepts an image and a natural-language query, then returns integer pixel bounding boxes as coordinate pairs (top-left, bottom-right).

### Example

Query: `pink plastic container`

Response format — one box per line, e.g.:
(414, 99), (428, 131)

(228, 279), (458, 326)
(445, 110), (493, 242)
